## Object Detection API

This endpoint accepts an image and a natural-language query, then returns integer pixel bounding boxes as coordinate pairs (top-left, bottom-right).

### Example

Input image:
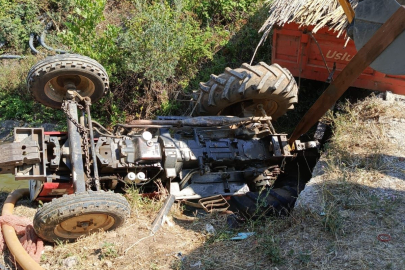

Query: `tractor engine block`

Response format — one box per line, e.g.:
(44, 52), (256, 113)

(0, 119), (317, 201)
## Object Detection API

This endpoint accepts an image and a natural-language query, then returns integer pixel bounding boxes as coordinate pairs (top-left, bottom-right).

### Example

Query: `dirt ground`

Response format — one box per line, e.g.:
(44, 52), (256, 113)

(1, 93), (405, 270)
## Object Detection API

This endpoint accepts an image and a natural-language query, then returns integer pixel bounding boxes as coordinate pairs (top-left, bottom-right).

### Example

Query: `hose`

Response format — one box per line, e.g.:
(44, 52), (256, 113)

(39, 31), (67, 54)
(1, 189), (44, 270)
(0, 55), (23, 59)
(0, 41), (24, 59)
(29, 33), (41, 55)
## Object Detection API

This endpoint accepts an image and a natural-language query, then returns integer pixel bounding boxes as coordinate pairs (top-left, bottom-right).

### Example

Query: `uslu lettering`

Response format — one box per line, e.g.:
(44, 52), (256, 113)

(325, 50), (353, 61)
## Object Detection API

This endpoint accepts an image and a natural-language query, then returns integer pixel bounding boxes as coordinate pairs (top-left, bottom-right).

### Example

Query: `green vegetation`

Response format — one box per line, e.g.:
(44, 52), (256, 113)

(0, 0), (269, 125)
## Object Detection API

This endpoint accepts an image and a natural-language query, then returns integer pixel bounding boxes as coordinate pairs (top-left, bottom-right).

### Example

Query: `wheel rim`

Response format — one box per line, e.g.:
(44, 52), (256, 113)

(44, 74), (96, 103)
(54, 213), (115, 239)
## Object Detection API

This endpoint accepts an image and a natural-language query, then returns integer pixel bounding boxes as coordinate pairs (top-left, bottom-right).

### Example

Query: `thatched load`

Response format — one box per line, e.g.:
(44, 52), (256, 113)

(258, 0), (358, 45)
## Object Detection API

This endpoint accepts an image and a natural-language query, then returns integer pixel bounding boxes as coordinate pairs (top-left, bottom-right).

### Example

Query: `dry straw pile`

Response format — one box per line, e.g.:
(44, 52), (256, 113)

(258, 0), (359, 45)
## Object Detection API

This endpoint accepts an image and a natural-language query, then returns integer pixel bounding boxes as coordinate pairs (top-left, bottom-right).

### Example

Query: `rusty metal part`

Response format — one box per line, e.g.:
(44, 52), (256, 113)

(62, 90), (93, 189)
(54, 213), (115, 239)
(199, 195), (230, 213)
(84, 97), (101, 190)
(0, 128), (46, 182)
(289, 6), (405, 144)
(150, 194), (175, 235)
(252, 166), (281, 187)
(257, 104), (276, 134)
(193, 62), (298, 120)
(63, 99), (86, 193)
(0, 141), (40, 168)
(181, 199), (204, 208)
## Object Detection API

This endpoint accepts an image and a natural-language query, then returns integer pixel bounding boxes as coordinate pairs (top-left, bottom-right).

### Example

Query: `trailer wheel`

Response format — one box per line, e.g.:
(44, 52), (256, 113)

(27, 54), (109, 108)
(193, 63), (298, 120)
(33, 191), (130, 242)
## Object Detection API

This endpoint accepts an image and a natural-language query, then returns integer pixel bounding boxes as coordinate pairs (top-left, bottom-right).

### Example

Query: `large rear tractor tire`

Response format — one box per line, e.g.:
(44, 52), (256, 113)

(193, 62), (298, 120)
(33, 191), (130, 242)
(27, 54), (109, 108)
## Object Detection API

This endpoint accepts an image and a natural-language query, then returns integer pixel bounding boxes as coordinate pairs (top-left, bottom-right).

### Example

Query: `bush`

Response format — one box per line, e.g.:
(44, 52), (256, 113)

(0, 0), (266, 124)
(189, 0), (259, 25)
(120, 0), (216, 83)
(0, 0), (43, 54)
(60, 0), (121, 76)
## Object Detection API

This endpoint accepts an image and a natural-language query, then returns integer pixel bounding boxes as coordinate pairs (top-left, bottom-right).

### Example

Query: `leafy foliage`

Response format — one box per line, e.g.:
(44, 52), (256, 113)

(0, 0), (265, 124)
(189, 0), (259, 25)
(122, 1), (210, 82)
(60, 0), (121, 76)
(0, 0), (43, 53)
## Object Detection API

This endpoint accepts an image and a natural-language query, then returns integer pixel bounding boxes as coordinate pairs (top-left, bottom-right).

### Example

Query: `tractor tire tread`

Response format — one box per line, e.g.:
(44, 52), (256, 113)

(27, 54), (109, 108)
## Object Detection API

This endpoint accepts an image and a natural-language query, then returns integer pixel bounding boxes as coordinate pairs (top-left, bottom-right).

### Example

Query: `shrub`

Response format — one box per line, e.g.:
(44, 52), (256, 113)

(188, 0), (259, 25)
(0, 0), (266, 124)
(0, 0), (43, 53)
(120, 0), (215, 83)
(60, 0), (122, 76)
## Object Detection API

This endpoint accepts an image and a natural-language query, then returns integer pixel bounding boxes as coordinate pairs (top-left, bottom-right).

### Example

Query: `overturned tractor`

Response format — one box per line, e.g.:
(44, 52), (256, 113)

(0, 54), (316, 242)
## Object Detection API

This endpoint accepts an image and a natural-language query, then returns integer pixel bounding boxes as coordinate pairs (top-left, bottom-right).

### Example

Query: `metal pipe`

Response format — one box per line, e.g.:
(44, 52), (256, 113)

(66, 100), (86, 193)
(115, 124), (173, 130)
(85, 100), (101, 191)
(128, 120), (180, 126)
(1, 189), (44, 270)
(93, 127), (123, 138)
(92, 120), (113, 135)
(128, 116), (273, 127)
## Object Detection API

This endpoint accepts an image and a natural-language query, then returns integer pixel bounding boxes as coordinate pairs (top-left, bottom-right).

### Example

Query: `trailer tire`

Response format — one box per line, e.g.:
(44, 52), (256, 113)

(193, 63), (298, 120)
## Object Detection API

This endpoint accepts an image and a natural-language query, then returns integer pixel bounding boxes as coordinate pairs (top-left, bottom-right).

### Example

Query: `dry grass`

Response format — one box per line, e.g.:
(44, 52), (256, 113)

(291, 94), (405, 270)
(0, 56), (42, 93)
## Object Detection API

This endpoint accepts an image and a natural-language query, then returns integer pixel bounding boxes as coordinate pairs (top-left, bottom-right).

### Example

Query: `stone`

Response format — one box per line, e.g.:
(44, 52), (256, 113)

(63, 256), (78, 268)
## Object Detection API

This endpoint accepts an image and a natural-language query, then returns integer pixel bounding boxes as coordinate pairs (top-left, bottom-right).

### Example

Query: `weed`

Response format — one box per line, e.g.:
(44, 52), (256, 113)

(258, 233), (283, 264)
(298, 252), (311, 264)
(205, 230), (232, 244)
(189, 0), (260, 25)
(0, 0), (43, 53)
(321, 201), (343, 236)
(54, 239), (68, 247)
(125, 185), (163, 215)
(99, 242), (118, 259)
(170, 259), (184, 270)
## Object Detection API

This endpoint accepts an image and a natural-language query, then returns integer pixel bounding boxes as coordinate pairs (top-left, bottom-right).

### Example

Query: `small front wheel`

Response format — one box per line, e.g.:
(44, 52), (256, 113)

(33, 191), (130, 242)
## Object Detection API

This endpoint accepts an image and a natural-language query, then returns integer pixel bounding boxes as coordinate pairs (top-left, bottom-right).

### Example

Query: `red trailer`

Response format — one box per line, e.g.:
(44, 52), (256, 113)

(272, 22), (405, 94)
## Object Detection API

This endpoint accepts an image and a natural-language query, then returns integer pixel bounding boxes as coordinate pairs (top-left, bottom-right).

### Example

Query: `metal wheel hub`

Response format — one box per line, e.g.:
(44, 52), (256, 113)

(54, 213), (115, 239)
(45, 75), (95, 103)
